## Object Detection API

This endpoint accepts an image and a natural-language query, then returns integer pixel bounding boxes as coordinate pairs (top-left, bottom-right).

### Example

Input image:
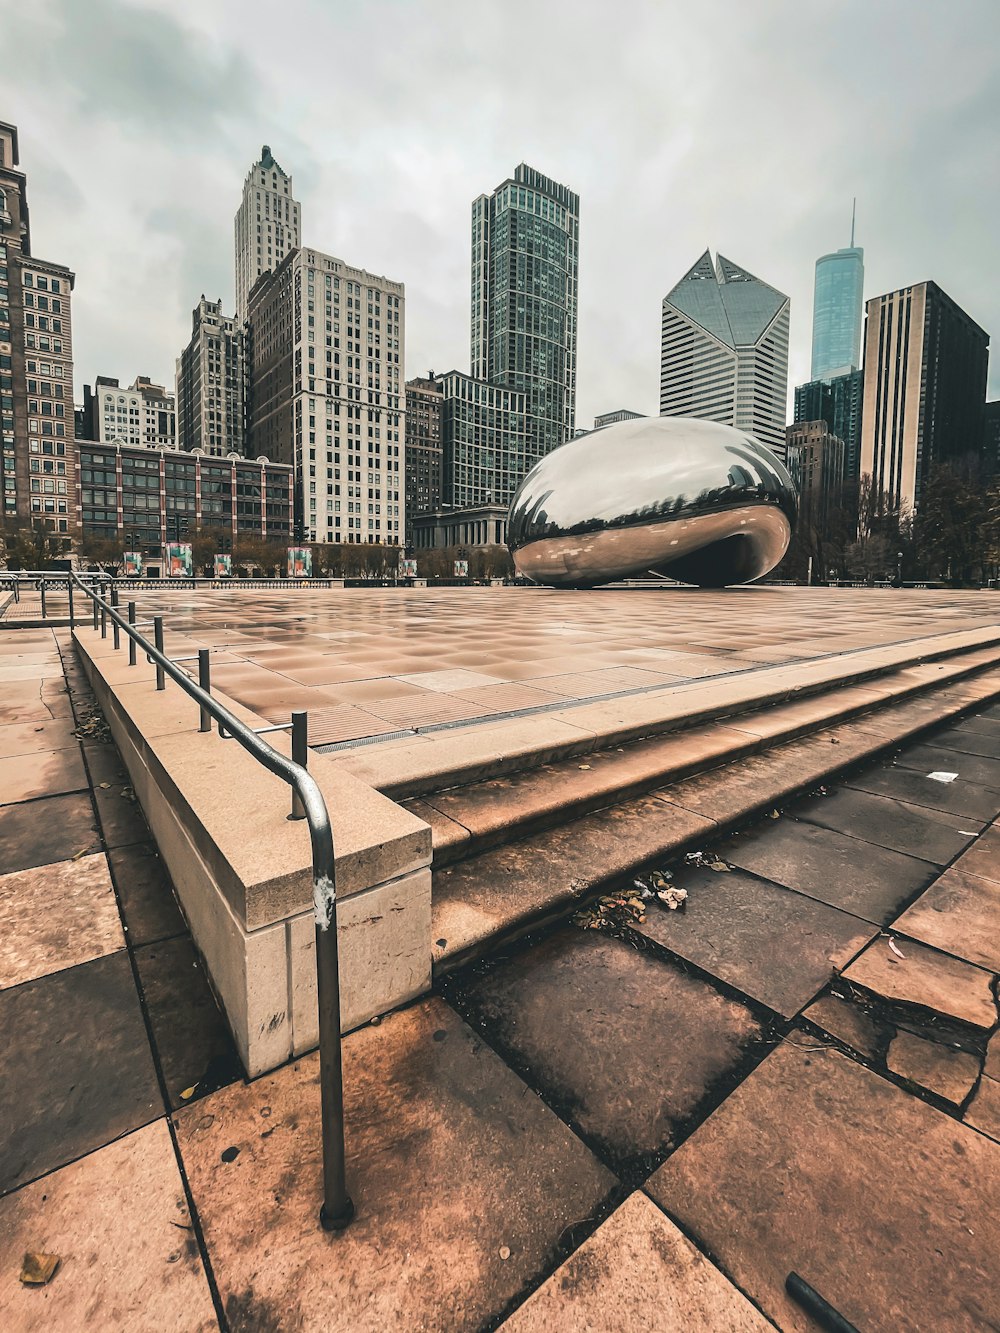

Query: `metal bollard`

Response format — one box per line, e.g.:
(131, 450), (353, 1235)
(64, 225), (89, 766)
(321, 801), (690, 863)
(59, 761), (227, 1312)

(68, 579), (74, 628)
(290, 711), (307, 819)
(100, 600), (107, 638)
(198, 650), (211, 732)
(153, 617), (165, 690)
(128, 602), (136, 666)
(110, 587), (120, 650)
(40, 581), (47, 619)
(92, 594), (99, 631)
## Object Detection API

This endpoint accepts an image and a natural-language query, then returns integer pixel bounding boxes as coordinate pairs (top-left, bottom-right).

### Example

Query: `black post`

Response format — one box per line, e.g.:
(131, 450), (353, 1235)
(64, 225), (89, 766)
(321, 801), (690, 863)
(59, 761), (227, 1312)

(67, 579), (74, 628)
(128, 602), (137, 666)
(40, 581), (46, 619)
(110, 586), (120, 649)
(100, 597), (107, 638)
(290, 711), (307, 819)
(153, 617), (165, 690)
(92, 594), (99, 631)
(198, 649), (211, 732)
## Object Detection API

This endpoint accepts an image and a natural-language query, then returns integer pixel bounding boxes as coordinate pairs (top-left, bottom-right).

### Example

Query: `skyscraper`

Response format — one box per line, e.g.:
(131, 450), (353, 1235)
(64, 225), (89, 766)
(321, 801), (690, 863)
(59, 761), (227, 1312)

(247, 247), (405, 545)
(0, 120), (77, 542)
(659, 250), (790, 459)
(82, 375), (175, 449)
(794, 368), (864, 481)
(234, 146), (301, 324)
(859, 281), (989, 510)
(811, 207), (864, 380)
(471, 164), (578, 452)
(176, 297), (244, 456)
(403, 374), (443, 544)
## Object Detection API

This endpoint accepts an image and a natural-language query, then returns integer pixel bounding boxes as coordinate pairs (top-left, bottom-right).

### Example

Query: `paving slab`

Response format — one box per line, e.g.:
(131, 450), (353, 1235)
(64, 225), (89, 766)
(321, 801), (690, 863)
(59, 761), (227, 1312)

(965, 1075), (1000, 1142)
(842, 936), (997, 1031)
(844, 763), (1000, 822)
(892, 865), (1000, 972)
(0, 746), (89, 806)
(176, 997), (617, 1333)
(725, 819), (937, 925)
(0, 951), (161, 1194)
(447, 928), (767, 1181)
(632, 865), (874, 1017)
(0, 716), (79, 758)
(886, 1028), (981, 1104)
(949, 826), (1000, 886)
(500, 1190), (770, 1332)
(0, 791), (100, 874)
(92, 780), (151, 849)
(647, 1040), (1000, 1333)
(800, 993), (882, 1059)
(0, 853), (124, 990)
(107, 841), (187, 946)
(135, 935), (243, 1109)
(791, 785), (981, 866)
(0, 1120), (216, 1331)
(934, 716), (1000, 756)
(895, 741), (1000, 791)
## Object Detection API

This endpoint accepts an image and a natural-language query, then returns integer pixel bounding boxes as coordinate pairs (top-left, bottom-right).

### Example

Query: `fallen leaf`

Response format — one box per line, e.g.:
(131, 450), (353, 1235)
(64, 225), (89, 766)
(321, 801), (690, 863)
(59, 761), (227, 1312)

(71, 847), (89, 861)
(20, 1252), (59, 1286)
(888, 938), (905, 959)
(179, 1085), (199, 1101)
(99, 782), (111, 789)
(578, 764), (591, 770)
(707, 860), (731, 872)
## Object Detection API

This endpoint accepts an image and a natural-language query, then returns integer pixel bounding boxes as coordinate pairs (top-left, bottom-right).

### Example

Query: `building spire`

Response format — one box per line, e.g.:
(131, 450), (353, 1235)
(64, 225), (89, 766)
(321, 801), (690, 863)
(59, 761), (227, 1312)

(851, 197), (856, 248)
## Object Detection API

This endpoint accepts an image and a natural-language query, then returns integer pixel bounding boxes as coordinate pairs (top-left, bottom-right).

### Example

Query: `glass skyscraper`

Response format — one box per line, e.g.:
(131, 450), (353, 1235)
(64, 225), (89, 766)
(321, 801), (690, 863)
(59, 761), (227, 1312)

(810, 229), (864, 381)
(471, 164), (579, 459)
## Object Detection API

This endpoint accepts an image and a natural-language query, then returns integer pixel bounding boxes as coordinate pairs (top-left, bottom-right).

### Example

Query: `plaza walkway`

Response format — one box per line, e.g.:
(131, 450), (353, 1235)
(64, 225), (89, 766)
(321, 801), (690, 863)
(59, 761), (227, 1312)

(0, 618), (998, 1330)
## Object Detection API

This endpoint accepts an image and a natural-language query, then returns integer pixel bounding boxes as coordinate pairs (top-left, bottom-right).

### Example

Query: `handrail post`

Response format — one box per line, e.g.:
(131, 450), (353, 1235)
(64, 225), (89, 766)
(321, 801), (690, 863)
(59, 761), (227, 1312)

(290, 711), (307, 819)
(110, 586), (120, 649)
(68, 578), (74, 628)
(40, 580), (46, 620)
(198, 649), (211, 732)
(100, 598), (107, 638)
(92, 593), (99, 631)
(153, 617), (165, 690)
(128, 602), (136, 666)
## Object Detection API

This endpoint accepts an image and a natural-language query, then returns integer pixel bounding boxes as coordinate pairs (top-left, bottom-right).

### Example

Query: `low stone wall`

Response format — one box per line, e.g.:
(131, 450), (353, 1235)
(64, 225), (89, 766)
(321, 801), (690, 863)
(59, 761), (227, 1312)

(73, 626), (432, 1077)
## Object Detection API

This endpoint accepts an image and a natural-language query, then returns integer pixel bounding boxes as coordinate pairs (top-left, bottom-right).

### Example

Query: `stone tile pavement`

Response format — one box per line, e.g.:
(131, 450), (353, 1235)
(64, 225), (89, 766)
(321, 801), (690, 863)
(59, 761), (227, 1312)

(1, 619), (999, 1330)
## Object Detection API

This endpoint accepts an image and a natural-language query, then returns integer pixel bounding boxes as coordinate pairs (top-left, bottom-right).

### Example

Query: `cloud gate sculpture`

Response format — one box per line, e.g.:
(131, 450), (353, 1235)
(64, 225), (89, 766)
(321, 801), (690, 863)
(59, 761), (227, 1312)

(507, 417), (797, 588)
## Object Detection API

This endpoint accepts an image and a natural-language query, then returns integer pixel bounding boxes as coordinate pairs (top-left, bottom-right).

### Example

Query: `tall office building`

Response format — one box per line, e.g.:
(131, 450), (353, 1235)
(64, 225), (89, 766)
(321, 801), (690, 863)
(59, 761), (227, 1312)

(659, 250), (790, 459)
(794, 368), (864, 480)
(470, 164), (578, 458)
(403, 373), (443, 543)
(176, 297), (244, 456)
(859, 281), (989, 511)
(983, 400), (1000, 482)
(811, 210), (864, 380)
(0, 120), (77, 541)
(234, 146), (301, 325)
(785, 419), (846, 532)
(440, 371), (526, 510)
(247, 246), (404, 545)
(82, 374), (175, 448)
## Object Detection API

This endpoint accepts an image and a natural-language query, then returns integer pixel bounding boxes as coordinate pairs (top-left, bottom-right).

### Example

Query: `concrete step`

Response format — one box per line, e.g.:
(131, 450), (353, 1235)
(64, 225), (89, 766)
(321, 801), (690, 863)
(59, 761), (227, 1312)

(407, 644), (1000, 870)
(329, 626), (1000, 801)
(430, 664), (1000, 977)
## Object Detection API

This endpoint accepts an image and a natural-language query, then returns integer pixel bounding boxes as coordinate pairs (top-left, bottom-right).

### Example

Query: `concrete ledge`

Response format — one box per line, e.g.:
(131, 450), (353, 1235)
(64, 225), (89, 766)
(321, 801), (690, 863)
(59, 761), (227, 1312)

(74, 626), (433, 1077)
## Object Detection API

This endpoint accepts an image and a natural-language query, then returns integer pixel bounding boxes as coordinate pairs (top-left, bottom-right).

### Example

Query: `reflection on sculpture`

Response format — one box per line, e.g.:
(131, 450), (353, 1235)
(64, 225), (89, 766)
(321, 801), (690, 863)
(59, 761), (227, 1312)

(507, 417), (797, 588)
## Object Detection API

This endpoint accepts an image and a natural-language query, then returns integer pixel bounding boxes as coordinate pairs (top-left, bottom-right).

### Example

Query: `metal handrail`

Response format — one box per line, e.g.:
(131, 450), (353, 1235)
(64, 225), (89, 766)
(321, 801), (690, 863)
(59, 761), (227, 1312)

(68, 570), (354, 1231)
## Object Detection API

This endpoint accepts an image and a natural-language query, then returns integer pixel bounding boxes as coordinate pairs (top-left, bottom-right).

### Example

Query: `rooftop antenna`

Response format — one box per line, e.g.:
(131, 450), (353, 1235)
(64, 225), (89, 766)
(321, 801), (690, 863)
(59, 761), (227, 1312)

(850, 198), (856, 248)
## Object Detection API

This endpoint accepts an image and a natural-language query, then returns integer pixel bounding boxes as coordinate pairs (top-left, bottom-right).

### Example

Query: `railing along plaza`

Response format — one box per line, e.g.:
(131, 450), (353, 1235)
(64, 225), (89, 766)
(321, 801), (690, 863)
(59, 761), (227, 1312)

(4, 570), (355, 1231)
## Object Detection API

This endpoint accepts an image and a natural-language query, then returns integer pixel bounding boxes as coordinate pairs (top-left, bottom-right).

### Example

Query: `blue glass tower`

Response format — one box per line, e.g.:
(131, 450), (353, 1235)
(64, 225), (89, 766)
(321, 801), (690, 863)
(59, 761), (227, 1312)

(810, 207), (864, 380)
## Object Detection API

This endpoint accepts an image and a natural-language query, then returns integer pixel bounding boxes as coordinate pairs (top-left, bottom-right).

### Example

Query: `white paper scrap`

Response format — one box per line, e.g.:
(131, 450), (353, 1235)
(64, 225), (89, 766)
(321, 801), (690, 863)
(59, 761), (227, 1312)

(926, 771), (958, 783)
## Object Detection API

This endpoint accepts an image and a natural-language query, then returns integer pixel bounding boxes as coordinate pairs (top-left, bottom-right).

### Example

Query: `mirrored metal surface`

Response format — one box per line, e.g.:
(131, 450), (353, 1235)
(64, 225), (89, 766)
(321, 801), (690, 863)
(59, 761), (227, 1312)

(507, 417), (797, 587)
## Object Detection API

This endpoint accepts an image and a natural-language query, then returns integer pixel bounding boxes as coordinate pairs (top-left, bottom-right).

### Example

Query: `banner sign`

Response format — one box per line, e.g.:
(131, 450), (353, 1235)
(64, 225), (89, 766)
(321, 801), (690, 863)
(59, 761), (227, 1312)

(166, 542), (193, 577)
(399, 558), (418, 577)
(288, 546), (312, 578)
(123, 551), (143, 577)
(454, 560), (469, 577)
(214, 553), (232, 578)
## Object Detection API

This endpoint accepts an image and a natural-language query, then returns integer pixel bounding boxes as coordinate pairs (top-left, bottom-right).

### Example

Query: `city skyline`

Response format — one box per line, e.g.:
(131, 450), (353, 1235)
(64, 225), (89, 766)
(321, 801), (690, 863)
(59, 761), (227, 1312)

(2, 0), (996, 430)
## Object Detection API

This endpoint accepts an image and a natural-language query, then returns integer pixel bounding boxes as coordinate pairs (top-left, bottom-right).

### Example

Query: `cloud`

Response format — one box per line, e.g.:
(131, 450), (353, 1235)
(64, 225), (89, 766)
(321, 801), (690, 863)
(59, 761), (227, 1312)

(0, 0), (996, 422)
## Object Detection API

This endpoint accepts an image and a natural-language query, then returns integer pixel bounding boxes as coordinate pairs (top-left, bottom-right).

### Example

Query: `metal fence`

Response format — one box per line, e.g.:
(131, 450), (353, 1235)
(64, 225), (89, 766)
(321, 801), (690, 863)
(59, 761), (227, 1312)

(7, 569), (355, 1230)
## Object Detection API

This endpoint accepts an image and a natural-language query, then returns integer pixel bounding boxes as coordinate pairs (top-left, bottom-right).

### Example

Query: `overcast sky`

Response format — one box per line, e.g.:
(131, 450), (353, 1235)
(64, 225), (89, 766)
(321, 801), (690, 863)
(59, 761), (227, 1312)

(3, 0), (998, 423)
